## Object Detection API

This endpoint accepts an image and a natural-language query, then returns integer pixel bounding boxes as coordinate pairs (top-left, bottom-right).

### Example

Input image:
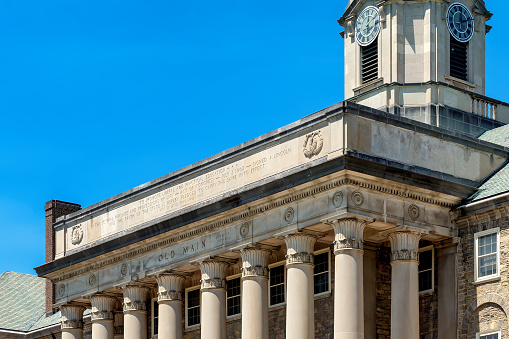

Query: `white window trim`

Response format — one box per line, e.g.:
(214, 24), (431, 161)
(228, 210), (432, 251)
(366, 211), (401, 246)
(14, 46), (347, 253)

(151, 297), (158, 337)
(226, 273), (242, 318)
(418, 245), (434, 294)
(269, 260), (286, 308)
(474, 227), (500, 283)
(477, 330), (501, 339)
(185, 285), (201, 329)
(313, 248), (331, 297)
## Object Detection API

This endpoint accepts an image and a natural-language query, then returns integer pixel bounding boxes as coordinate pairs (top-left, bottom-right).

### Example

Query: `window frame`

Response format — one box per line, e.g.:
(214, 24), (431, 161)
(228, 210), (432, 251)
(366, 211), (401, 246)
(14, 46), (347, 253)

(313, 248), (331, 297)
(151, 297), (158, 337)
(226, 273), (242, 318)
(477, 330), (501, 339)
(268, 260), (286, 308)
(418, 245), (434, 294)
(474, 228), (500, 283)
(185, 285), (201, 329)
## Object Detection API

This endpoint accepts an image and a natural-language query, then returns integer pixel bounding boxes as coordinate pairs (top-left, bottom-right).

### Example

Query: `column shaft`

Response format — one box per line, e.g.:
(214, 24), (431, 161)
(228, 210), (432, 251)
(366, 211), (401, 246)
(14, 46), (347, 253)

(198, 260), (229, 339)
(330, 218), (365, 339)
(240, 248), (270, 339)
(155, 274), (186, 339)
(122, 285), (149, 339)
(284, 233), (317, 339)
(437, 244), (458, 339)
(384, 228), (427, 339)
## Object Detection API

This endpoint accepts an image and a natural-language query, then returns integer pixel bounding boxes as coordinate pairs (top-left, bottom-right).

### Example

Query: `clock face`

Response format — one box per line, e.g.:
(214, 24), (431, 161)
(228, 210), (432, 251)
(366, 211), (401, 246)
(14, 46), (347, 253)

(447, 3), (474, 43)
(355, 6), (381, 47)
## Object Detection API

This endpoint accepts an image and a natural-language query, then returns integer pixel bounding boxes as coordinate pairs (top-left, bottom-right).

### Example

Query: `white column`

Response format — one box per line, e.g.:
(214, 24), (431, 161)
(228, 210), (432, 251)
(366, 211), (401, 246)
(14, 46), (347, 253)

(284, 233), (317, 339)
(122, 285), (149, 339)
(239, 247), (271, 339)
(91, 295), (117, 339)
(330, 218), (366, 339)
(60, 304), (85, 339)
(384, 227), (428, 339)
(198, 260), (230, 339)
(155, 274), (186, 339)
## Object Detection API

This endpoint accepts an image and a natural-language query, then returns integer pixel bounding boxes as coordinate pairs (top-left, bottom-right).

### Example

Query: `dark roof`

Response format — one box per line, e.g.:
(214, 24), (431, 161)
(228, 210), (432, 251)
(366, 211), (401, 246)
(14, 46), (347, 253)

(471, 125), (509, 201)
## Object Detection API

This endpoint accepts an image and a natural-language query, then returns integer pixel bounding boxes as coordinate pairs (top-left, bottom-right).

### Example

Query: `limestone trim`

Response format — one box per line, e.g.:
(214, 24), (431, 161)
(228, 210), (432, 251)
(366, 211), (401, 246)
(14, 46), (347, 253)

(155, 274), (186, 302)
(60, 304), (85, 329)
(90, 295), (116, 321)
(381, 226), (429, 263)
(283, 233), (318, 266)
(198, 260), (230, 290)
(121, 284), (149, 312)
(239, 247), (271, 278)
(326, 218), (366, 253)
(459, 294), (509, 335)
(50, 177), (454, 283)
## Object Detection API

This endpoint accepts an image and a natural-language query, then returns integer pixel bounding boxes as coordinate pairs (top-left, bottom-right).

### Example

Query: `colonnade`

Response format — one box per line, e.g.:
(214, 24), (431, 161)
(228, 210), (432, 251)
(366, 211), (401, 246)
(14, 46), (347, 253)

(59, 219), (429, 339)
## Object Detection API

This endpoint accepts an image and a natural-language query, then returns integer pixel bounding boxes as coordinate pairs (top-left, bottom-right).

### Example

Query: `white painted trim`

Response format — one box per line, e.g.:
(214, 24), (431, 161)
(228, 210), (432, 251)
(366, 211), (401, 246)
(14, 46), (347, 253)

(185, 285), (201, 329)
(226, 274), (242, 318)
(474, 228), (500, 283)
(313, 248), (331, 297)
(418, 245), (434, 294)
(150, 297), (158, 337)
(268, 261), (286, 308)
(477, 330), (501, 339)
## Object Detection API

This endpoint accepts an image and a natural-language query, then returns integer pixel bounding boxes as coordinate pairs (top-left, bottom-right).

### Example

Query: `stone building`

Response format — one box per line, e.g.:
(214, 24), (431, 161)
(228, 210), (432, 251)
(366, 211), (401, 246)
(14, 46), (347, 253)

(1, 0), (509, 339)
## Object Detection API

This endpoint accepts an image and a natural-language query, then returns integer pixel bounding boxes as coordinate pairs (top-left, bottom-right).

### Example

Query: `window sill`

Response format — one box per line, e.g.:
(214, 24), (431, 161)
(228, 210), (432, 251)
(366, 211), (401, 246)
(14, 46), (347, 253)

(473, 276), (501, 285)
(269, 303), (286, 311)
(419, 289), (435, 296)
(314, 291), (332, 300)
(227, 314), (241, 322)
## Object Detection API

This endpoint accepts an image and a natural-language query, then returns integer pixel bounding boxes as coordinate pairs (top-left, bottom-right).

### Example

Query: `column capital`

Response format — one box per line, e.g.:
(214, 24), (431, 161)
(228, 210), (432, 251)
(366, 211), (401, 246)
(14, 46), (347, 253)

(155, 273), (186, 302)
(60, 304), (86, 329)
(90, 294), (116, 321)
(282, 233), (318, 266)
(239, 247), (271, 278)
(120, 284), (149, 312)
(327, 218), (366, 253)
(197, 259), (230, 289)
(380, 226), (429, 263)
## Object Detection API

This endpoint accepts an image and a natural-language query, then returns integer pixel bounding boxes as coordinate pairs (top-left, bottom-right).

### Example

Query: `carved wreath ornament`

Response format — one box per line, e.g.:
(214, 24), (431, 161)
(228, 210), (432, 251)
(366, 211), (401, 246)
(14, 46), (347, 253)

(303, 131), (323, 158)
(71, 224), (83, 245)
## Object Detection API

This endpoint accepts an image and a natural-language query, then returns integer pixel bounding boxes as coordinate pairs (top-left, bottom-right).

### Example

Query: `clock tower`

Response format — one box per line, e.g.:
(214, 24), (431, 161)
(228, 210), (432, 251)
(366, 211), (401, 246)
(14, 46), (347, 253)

(338, 0), (508, 136)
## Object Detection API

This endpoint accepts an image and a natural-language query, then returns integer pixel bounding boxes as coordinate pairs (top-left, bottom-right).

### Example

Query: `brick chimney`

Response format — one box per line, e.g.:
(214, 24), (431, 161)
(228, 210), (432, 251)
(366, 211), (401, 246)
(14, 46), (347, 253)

(45, 200), (81, 313)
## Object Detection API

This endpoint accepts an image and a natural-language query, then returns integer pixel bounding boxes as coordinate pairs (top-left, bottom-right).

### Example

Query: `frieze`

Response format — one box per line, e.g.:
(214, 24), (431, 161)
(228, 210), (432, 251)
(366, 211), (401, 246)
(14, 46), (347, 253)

(158, 291), (183, 302)
(61, 320), (83, 329)
(91, 311), (114, 321)
(286, 252), (314, 265)
(391, 250), (419, 262)
(51, 178), (453, 283)
(201, 278), (226, 289)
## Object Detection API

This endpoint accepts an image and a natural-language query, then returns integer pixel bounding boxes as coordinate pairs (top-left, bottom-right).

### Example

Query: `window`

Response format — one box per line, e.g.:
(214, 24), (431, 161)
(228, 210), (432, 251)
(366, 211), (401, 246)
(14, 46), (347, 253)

(186, 287), (200, 328)
(450, 39), (468, 81)
(418, 246), (434, 293)
(226, 276), (241, 317)
(151, 298), (159, 336)
(361, 37), (378, 83)
(474, 228), (500, 282)
(477, 331), (500, 339)
(269, 263), (285, 306)
(314, 249), (330, 295)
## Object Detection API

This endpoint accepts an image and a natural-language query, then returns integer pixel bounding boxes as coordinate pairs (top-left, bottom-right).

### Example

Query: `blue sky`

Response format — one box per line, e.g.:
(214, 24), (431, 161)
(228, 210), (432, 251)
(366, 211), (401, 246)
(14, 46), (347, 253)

(0, 0), (507, 275)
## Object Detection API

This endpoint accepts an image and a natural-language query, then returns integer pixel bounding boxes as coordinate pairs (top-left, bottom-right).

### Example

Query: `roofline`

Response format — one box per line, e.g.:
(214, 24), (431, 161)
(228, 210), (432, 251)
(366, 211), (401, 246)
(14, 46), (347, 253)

(50, 100), (509, 228)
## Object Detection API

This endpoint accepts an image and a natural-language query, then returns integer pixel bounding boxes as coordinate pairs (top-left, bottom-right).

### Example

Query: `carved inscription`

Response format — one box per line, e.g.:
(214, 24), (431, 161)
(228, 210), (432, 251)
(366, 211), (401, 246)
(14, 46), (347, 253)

(64, 132), (317, 248)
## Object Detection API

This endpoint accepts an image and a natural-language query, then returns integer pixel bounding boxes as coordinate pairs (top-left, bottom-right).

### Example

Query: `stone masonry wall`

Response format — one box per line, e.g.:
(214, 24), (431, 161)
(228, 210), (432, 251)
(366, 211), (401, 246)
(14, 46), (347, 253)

(376, 246), (391, 339)
(457, 210), (509, 339)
